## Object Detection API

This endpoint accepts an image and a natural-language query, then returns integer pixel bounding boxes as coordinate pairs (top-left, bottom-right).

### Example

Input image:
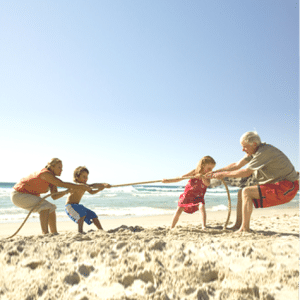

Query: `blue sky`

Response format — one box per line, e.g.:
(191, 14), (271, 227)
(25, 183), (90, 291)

(1, 1), (299, 184)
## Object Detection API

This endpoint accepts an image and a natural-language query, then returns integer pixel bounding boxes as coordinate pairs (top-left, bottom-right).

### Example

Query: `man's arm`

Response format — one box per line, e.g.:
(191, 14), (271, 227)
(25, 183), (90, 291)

(214, 157), (249, 172)
(211, 168), (254, 179)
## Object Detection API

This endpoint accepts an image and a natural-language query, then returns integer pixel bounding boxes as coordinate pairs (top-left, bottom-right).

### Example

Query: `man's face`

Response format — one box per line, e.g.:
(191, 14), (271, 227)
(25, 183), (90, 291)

(241, 141), (258, 156)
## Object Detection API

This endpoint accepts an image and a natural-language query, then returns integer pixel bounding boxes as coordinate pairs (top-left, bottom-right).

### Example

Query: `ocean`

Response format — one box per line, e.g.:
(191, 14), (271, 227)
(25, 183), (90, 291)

(0, 182), (299, 224)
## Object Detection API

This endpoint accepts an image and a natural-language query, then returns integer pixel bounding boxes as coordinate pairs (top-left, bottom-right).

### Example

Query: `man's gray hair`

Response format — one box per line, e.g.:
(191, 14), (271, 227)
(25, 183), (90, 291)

(240, 131), (261, 146)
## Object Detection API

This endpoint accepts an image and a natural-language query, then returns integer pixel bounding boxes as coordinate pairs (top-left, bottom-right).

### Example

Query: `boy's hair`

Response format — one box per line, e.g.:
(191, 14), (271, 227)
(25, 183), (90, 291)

(73, 166), (89, 183)
(240, 131), (261, 146)
(45, 158), (62, 170)
(195, 156), (216, 174)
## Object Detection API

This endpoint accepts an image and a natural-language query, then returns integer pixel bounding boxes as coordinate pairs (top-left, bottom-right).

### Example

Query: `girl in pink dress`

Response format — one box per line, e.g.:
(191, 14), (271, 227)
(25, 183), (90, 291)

(162, 156), (216, 229)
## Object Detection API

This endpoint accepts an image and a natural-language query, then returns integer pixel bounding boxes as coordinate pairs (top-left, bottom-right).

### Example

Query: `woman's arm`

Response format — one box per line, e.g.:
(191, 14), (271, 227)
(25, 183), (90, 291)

(40, 172), (92, 192)
(49, 185), (70, 200)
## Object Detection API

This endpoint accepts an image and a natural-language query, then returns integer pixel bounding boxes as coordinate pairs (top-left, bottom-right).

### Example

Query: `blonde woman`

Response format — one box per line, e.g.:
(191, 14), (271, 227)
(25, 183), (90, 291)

(11, 158), (92, 235)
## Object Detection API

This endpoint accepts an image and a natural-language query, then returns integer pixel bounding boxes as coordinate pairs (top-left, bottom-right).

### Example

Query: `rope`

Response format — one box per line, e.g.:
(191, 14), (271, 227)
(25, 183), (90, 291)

(221, 179), (231, 230)
(111, 176), (232, 230)
(7, 190), (68, 239)
(8, 175), (232, 238)
(110, 176), (194, 188)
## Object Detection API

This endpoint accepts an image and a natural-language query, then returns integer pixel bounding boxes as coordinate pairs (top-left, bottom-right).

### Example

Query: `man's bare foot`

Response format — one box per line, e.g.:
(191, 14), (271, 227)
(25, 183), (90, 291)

(227, 225), (241, 231)
(236, 227), (251, 233)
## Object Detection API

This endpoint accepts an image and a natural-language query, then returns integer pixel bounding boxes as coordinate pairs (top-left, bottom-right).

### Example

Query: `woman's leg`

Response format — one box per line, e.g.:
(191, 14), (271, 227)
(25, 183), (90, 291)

(48, 211), (58, 234)
(199, 204), (206, 229)
(171, 207), (184, 229)
(93, 218), (103, 230)
(39, 209), (50, 234)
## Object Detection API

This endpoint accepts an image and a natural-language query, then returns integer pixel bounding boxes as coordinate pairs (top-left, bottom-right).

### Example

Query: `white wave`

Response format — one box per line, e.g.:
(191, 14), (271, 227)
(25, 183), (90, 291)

(89, 206), (173, 217)
(209, 205), (228, 211)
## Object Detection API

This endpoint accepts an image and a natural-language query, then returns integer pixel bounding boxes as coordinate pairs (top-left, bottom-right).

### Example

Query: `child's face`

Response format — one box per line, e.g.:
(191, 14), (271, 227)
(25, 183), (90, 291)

(203, 163), (215, 174)
(77, 171), (88, 184)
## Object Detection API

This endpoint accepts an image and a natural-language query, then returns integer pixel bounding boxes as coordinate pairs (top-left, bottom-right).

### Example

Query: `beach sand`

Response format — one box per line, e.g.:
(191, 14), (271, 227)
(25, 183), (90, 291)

(0, 208), (299, 300)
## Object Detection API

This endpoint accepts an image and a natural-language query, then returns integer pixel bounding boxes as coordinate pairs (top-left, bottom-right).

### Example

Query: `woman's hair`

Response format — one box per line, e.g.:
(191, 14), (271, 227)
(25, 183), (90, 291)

(195, 156), (216, 174)
(73, 166), (89, 183)
(240, 131), (261, 146)
(45, 158), (62, 170)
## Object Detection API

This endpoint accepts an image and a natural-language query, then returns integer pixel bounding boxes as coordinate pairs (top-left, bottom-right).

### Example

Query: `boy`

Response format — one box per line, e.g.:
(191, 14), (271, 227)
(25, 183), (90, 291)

(65, 166), (111, 233)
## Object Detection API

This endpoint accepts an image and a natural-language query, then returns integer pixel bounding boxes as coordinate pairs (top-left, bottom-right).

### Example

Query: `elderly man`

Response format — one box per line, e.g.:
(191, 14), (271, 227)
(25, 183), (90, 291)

(206, 131), (299, 232)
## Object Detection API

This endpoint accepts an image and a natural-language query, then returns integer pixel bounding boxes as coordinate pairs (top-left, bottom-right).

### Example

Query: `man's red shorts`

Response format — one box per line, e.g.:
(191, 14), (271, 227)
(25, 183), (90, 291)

(253, 180), (299, 208)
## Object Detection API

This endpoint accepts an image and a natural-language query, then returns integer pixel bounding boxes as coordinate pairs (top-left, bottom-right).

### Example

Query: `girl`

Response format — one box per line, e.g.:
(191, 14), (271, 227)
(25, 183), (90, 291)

(162, 156), (216, 229)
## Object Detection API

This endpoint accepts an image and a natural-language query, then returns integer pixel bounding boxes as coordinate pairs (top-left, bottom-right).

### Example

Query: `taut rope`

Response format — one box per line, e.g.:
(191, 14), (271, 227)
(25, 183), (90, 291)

(8, 175), (232, 238)
(111, 176), (232, 230)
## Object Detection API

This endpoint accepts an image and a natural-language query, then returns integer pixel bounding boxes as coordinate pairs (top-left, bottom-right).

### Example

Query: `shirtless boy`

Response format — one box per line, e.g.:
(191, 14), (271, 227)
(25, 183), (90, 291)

(65, 166), (111, 233)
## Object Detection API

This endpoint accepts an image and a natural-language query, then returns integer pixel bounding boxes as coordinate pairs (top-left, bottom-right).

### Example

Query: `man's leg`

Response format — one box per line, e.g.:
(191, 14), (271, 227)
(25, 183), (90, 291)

(237, 186), (260, 233)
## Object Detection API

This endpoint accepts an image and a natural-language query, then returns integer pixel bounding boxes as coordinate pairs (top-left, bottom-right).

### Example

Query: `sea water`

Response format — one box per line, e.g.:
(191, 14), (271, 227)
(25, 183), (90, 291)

(0, 182), (299, 223)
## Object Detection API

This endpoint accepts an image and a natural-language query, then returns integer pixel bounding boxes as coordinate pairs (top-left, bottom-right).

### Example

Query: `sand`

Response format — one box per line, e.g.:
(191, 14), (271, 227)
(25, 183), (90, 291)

(0, 208), (299, 300)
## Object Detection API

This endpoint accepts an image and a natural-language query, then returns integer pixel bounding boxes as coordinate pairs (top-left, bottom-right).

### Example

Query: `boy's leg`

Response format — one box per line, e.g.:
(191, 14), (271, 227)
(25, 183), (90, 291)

(171, 207), (184, 229)
(199, 204), (206, 229)
(93, 218), (103, 230)
(39, 209), (50, 234)
(78, 216), (85, 233)
(48, 211), (58, 234)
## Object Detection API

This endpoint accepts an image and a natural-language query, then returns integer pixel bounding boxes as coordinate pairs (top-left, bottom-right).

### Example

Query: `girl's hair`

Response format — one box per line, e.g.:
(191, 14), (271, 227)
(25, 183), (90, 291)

(73, 166), (89, 183)
(240, 131), (261, 146)
(195, 156), (216, 174)
(45, 158), (62, 170)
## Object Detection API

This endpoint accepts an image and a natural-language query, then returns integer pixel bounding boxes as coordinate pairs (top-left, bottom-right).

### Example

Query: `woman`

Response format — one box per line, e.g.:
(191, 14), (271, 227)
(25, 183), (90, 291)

(11, 158), (91, 235)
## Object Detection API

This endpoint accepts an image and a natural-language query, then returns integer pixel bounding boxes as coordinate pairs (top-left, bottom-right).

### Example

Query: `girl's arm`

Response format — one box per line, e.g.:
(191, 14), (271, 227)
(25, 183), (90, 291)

(182, 169), (196, 177)
(202, 178), (211, 187)
(162, 169), (196, 184)
(40, 172), (92, 192)
(162, 178), (183, 183)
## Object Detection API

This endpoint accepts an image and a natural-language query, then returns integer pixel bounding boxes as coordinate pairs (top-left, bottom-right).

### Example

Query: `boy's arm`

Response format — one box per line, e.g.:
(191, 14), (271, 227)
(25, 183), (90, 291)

(88, 183), (111, 194)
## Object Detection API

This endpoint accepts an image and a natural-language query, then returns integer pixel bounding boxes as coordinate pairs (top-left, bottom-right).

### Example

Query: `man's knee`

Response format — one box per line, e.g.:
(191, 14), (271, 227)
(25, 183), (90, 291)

(242, 186), (259, 200)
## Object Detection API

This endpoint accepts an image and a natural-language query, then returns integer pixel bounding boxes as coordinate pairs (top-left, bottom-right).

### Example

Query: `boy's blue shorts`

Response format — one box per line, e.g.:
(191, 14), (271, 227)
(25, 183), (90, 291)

(65, 204), (97, 225)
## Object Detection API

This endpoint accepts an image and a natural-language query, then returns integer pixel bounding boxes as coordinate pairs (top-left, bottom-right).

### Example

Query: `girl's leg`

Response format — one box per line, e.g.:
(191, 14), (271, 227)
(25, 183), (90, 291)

(78, 216), (85, 233)
(93, 218), (103, 230)
(171, 207), (184, 229)
(39, 209), (50, 234)
(48, 211), (58, 234)
(199, 204), (206, 229)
